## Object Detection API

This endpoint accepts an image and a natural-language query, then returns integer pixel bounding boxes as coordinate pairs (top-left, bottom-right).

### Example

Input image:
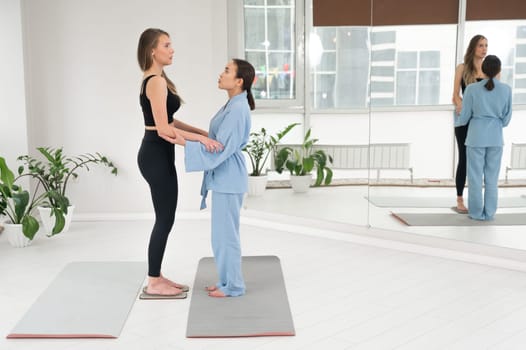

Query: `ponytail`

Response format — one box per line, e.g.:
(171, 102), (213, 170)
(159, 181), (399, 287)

(246, 88), (255, 111)
(482, 55), (501, 91)
(232, 58), (256, 110)
(484, 78), (495, 91)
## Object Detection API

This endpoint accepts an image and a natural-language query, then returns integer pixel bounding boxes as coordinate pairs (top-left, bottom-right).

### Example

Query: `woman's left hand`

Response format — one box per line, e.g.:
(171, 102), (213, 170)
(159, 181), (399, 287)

(200, 136), (223, 153)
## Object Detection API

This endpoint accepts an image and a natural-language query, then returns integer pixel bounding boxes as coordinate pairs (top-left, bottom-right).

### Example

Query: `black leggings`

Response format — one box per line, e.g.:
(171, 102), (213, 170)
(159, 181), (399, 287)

(454, 124), (469, 197)
(137, 131), (178, 277)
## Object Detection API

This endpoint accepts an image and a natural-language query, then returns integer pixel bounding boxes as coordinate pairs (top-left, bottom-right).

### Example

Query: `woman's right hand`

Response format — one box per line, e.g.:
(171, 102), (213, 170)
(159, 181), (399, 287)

(455, 102), (462, 115)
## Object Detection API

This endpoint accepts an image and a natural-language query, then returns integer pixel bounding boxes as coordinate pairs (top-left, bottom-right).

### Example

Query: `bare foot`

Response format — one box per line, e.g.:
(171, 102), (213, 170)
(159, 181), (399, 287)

(147, 277), (183, 295)
(208, 289), (227, 298)
(160, 274), (188, 290)
(205, 286), (217, 292)
(456, 197), (468, 213)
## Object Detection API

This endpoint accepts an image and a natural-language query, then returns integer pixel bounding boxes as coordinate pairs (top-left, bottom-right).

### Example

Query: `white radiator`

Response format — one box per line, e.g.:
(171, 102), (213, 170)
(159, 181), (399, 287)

(272, 143), (413, 182)
(506, 143), (526, 182)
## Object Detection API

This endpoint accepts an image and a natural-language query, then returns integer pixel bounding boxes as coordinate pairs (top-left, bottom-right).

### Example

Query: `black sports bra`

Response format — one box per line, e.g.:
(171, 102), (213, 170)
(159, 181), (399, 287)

(461, 77), (484, 93)
(140, 75), (181, 127)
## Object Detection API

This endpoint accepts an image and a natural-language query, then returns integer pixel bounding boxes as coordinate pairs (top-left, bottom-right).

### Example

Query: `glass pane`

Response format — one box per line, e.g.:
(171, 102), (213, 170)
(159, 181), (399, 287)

(311, 27), (369, 109)
(397, 52), (417, 69)
(244, 8), (265, 50)
(243, 0), (296, 100)
(418, 71), (440, 105)
(419, 51), (440, 68)
(465, 20), (526, 105)
(371, 25), (456, 106)
(244, 0), (264, 5)
(267, 0), (293, 6)
(313, 74), (336, 109)
(268, 52), (294, 99)
(268, 8), (293, 50)
(396, 71), (416, 105)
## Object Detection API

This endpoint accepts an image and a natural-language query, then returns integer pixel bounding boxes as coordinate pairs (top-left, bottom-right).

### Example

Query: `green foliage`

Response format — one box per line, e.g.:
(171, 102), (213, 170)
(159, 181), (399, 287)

(0, 157), (45, 239)
(274, 128), (334, 187)
(17, 147), (118, 236)
(243, 123), (299, 176)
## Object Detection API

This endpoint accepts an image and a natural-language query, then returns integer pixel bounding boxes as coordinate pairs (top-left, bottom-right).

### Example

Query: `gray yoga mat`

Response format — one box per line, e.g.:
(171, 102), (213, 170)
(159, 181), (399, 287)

(392, 212), (526, 226)
(7, 261), (146, 338)
(186, 255), (295, 337)
(367, 196), (526, 208)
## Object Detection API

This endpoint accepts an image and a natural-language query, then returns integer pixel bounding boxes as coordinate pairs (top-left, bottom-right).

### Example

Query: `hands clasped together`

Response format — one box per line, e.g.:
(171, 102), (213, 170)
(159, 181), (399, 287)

(170, 129), (223, 153)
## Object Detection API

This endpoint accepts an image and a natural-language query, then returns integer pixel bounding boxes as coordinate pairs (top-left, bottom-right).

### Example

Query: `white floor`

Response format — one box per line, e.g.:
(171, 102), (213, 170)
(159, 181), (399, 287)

(244, 185), (526, 251)
(3, 210), (526, 349)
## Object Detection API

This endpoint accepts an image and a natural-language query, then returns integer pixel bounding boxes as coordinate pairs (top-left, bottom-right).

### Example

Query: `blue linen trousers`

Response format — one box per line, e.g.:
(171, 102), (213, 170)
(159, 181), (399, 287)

(467, 146), (503, 221)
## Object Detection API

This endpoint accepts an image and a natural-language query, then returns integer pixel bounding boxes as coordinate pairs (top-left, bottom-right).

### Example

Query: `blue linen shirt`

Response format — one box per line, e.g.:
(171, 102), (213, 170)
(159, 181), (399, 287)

(184, 91), (251, 209)
(456, 79), (512, 147)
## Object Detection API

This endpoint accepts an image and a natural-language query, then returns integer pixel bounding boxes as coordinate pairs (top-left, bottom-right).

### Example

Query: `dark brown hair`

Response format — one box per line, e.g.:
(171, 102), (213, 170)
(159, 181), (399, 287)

(232, 58), (256, 110)
(463, 34), (487, 85)
(482, 55), (501, 91)
(137, 28), (179, 96)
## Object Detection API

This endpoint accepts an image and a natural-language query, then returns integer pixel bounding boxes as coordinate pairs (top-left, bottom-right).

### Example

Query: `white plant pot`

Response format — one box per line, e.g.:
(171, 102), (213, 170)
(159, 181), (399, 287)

(247, 175), (268, 196)
(38, 205), (75, 235)
(290, 174), (312, 193)
(4, 222), (32, 248)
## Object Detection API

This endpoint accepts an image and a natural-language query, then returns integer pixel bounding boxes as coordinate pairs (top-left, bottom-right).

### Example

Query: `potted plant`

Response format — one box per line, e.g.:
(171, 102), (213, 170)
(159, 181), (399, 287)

(243, 123), (298, 196)
(274, 128), (333, 193)
(0, 157), (66, 247)
(18, 147), (118, 235)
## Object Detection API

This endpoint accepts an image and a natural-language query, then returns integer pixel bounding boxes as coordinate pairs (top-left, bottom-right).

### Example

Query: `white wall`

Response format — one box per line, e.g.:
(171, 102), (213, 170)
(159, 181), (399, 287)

(0, 0), (29, 181)
(20, 0), (228, 215)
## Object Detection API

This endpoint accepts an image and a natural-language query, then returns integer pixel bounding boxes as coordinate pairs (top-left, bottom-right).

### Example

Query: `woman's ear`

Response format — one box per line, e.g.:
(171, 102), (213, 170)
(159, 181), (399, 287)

(236, 77), (244, 88)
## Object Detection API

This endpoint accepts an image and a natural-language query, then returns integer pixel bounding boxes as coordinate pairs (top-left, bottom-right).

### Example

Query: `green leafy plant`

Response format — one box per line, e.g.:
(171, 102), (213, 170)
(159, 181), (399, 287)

(17, 147), (118, 235)
(243, 123), (299, 176)
(0, 156), (64, 239)
(274, 128), (333, 186)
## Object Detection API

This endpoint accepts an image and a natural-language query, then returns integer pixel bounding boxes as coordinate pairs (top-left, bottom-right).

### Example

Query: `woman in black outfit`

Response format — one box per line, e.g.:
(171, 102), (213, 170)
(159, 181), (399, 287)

(137, 28), (222, 298)
(452, 34), (487, 213)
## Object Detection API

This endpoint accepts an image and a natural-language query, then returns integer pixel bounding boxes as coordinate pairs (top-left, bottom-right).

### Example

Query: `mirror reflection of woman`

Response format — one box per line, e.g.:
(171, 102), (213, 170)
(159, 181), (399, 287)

(452, 35), (488, 213)
(455, 55), (512, 221)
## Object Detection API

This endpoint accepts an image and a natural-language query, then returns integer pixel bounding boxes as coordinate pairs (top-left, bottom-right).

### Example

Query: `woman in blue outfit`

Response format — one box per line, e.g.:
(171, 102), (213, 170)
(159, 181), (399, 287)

(452, 34), (488, 213)
(137, 28), (222, 298)
(175, 59), (255, 297)
(456, 55), (512, 221)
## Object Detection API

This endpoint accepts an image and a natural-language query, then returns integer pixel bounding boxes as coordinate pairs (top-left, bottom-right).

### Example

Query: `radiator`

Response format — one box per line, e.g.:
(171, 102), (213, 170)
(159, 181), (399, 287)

(272, 143), (413, 182)
(506, 143), (526, 182)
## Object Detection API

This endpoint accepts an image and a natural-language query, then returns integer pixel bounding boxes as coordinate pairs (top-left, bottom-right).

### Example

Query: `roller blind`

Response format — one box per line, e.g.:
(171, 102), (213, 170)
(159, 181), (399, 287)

(313, 0), (458, 26)
(466, 0), (526, 21)
(313, 0), (372, 26)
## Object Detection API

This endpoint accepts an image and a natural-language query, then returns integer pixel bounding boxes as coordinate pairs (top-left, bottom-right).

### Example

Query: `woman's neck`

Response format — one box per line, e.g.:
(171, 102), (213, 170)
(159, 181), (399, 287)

(144, 63), (163, 77)
(227, 87), (243, 99)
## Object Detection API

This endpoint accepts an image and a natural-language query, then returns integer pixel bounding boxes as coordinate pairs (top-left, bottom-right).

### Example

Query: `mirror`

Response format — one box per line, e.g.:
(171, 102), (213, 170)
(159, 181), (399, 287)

(367, 19), (526, 251)
(244, 0), (526, 253)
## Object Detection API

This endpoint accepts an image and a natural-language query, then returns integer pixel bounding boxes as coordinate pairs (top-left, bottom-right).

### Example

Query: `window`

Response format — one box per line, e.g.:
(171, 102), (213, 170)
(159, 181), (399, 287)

(243, 0), (297, 101)
(236, 2), (525, 111)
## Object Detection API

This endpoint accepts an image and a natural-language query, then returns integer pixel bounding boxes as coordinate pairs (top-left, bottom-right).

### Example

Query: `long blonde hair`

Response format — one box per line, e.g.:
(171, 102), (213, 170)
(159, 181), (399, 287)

(463, 34), (487, 85)
(137, 28), (179, 96)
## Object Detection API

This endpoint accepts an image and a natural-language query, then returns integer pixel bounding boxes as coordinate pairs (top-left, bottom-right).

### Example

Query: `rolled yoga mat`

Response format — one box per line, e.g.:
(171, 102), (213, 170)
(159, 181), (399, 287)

(186, 255), (295, 338)
(7, 261), (146, 339)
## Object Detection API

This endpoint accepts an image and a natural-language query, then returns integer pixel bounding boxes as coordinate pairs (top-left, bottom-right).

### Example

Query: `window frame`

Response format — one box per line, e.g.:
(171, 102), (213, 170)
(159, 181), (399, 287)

(227, 0), (305, 110)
